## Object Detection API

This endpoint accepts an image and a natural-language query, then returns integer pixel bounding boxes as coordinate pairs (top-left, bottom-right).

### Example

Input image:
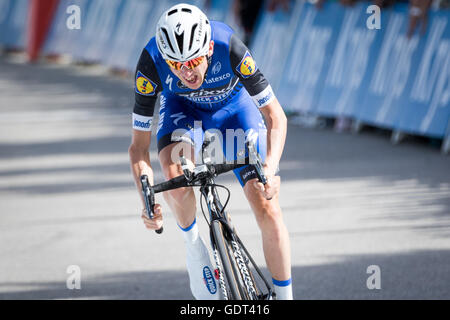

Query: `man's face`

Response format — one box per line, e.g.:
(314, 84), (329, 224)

(168, 41), (214, 90)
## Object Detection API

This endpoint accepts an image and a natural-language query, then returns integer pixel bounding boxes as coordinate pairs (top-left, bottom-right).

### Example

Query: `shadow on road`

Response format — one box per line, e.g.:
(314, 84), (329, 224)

(1, 249), (449, 300)
(0, 137), (132, 160)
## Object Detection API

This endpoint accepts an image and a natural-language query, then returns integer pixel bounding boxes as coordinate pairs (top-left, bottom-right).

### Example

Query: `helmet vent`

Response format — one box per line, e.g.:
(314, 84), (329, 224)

(202, 33), (208, 48)
(175, 32), (184, 56)
(186, 48), (200, 60)
(167, 9), (178, 16)
(165, 53), (177, 60)
(161, 27), (175, 54)
(181, 8), (192, 13)
(188, 24), (198, 51)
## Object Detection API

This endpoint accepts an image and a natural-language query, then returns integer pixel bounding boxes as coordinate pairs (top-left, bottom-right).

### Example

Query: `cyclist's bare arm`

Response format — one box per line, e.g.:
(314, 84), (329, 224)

(253, 97), (287, 200)
(129, 129), (163, 230)
(259, 97), (287, 177)
(129, 129), (153, 196)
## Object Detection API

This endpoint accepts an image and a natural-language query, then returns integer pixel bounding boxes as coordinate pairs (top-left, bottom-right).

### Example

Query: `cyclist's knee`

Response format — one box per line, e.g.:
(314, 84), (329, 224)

(159, 141), (194, 178)
(244, 179), (283, 224)
(256, 203), (283, 227)
(159, 141), (195, 168)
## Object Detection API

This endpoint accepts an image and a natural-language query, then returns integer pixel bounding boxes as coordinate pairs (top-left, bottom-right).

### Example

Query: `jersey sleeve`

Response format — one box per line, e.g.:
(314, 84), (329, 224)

(229, 34), (276, 108)
(133, 48), (163, 131)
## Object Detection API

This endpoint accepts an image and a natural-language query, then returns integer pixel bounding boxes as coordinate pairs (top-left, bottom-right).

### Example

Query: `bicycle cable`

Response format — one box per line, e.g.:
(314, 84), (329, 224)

(199, 188), (210, 227)
(197, 183), (231, 227)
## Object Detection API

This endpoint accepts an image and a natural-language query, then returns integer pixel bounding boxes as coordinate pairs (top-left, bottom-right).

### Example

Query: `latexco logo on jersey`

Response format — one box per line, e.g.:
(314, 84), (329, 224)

(236, 51), (257, 78)
(204, 72), (231, 85)
(135, 71), (157, 96)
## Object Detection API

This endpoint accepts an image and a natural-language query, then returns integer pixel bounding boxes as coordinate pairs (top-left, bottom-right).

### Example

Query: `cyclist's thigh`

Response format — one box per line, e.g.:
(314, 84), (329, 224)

(219, 96), (267, 187)
(156, 93), (204, 164)
(159, 142), (197, 181)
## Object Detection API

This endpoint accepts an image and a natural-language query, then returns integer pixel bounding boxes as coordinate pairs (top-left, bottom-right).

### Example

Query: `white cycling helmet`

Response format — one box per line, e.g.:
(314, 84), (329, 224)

(156, 3), (211, 62)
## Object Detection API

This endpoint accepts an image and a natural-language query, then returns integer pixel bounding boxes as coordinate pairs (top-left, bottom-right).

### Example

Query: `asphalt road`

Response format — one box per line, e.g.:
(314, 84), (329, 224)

(0, 55), (449, 300)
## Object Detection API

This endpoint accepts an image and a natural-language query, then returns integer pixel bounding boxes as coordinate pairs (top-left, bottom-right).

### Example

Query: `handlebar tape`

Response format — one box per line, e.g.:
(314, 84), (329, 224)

(153, 174), (189, 193)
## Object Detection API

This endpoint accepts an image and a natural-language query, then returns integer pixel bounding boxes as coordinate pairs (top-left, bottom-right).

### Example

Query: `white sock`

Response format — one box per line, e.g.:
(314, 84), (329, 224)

(178, 217), (200, 244)
(179, 218), (220, 300)
(273, 278), (293, 300)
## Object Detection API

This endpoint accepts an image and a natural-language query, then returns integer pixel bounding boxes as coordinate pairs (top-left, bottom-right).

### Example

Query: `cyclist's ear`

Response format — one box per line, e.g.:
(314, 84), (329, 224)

(208, 41), (214, 57)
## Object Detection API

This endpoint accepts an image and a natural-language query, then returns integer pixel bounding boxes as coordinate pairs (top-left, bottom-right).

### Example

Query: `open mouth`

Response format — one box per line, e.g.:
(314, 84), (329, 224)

(184, 75), (198, 85)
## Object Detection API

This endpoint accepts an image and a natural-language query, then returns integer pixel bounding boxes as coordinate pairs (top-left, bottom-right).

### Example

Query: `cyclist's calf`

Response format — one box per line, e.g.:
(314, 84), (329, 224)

(244, 177), (291, 283)
(162, 186), (197, 227)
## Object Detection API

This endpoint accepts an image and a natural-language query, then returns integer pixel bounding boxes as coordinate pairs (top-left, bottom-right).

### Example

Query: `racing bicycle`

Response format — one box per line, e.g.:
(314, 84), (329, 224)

(140, 139), (275, 300)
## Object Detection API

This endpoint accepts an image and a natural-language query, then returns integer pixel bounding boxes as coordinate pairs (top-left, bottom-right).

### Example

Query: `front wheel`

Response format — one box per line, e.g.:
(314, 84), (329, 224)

(211, 220), (245, 299)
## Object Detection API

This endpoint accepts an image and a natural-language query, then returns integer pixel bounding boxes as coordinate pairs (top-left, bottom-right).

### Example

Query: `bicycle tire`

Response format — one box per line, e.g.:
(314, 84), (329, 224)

(211, 220), (244, 299)
(228, 236), (261, 299)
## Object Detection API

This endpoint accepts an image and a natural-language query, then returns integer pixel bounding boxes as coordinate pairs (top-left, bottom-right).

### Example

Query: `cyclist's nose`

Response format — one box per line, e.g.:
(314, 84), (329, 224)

(180, 65), (194, 76)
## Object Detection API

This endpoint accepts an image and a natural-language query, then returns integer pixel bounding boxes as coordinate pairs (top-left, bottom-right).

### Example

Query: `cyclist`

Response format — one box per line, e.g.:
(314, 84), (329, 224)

(129, 3), (292, 300)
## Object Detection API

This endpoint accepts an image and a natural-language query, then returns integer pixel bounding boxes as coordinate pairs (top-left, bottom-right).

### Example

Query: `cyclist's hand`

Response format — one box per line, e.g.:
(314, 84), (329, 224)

(141, 204), (163, 230)
(254, 174), (280, 200)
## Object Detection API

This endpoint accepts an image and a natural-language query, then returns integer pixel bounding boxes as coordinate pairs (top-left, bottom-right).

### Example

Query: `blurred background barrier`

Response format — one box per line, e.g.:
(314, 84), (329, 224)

(0, 0), (29, 49)
(252, 1), (449, 140)
(42, 0), (206, 70)
(0, 0), (448, 143)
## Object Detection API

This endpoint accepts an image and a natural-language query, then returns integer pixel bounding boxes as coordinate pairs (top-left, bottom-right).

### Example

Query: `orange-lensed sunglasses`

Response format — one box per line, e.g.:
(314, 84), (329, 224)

(165, 56), (205, 71)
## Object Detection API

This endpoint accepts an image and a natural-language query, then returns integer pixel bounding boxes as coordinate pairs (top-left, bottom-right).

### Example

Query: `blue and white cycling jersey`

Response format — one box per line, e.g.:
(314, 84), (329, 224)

(132, 21), (276, 186)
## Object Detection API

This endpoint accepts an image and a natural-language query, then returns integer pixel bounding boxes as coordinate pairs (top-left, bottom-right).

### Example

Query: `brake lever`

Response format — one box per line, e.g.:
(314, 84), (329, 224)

(246, 142), (267, 186)
(180, 156), (193, 182)
(140, 175), (163, 234)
